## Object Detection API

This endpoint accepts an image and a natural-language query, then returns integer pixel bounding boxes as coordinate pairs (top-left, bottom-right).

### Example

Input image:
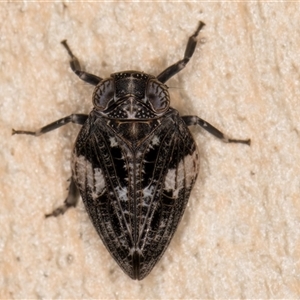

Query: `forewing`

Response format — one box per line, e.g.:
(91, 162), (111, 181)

(72, 116), (137, 278)
(136, 113), (199, 279)
(72, 111), (199, 280)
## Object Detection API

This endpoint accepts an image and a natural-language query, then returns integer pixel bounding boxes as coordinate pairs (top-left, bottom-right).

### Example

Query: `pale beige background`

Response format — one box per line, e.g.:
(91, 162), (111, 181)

(1, 2), (300, 299)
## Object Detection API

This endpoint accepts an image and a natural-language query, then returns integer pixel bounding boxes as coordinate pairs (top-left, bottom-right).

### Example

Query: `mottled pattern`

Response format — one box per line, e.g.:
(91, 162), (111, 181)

(72, 107), (199, 280)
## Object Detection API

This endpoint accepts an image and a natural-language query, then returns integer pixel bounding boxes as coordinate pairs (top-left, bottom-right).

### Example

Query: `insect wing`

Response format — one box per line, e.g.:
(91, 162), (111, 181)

(135, 112), (200, 279)
(72, 110), (199, 280)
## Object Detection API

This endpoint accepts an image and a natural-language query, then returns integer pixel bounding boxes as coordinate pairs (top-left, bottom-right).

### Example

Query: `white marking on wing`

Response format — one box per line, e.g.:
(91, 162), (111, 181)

(164, 160), (185, 197)
(164, 168), (176, 191)
(150, 135), (160, 148)
(72, 155), (88, 188)
(109, 136), (118, 147)
(163, 151), (199, 198)
(115, 186), (128, 202)
(184, 151), (199, 188)
(92, 168), (106, 200)
(142, 185), (155, 207)
(73, 155), (106, 200)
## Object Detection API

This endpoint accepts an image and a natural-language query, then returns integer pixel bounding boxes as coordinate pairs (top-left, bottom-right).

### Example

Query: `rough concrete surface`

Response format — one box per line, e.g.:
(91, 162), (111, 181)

(1, 2), (300, 299)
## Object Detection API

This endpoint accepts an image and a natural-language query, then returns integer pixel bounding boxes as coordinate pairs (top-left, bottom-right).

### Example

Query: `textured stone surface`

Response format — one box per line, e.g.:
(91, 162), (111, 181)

(1, 2), (300, 298)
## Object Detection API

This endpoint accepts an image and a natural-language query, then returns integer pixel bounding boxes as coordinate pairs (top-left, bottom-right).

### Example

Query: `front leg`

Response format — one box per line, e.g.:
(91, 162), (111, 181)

(157, 21), (205, 83)
(12, 114), (88, 136)
(182, 115), (251, 145)
(61, 40), (102, 86)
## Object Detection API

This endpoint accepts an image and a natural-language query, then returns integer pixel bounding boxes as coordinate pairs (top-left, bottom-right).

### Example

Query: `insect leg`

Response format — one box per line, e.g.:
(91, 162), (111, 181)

(45, 177), (80, 218)
(182, 115), (251, 145)
(157, 21), (205, 83)
(61, 40), (102, 86)
(12, 114), (88, 136)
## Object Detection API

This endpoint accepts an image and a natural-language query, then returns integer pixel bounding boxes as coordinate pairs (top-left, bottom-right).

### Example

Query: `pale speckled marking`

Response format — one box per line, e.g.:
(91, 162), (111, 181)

(149, 135), (160, 148)
(129, 247), (143, 256)
(163, 154), (195, 198)
(73, 154), (106, 201)
(72, 155), (88, 188)
(163, 149), (199, 199)
(92, 168), (106, 200)
(109, 136), (118, 147)
(184, 150), (199, 188)
(141, 185), (155, 208)
(143, 185), (155, 199)
(115, 186), (129, 202)
(164, 168), (177, 191)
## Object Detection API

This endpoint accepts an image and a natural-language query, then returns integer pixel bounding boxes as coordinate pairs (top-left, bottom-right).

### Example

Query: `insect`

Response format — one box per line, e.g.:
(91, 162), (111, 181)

(13, 21), (250, 280)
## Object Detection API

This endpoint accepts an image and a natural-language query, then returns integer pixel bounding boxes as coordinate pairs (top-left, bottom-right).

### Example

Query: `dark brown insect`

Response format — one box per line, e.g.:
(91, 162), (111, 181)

(13, 21), (250, 280)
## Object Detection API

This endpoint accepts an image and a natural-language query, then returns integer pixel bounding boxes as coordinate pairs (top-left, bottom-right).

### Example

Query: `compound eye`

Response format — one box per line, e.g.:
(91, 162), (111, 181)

(93, 79), (115, 110)
(146, 80), (170, 113)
